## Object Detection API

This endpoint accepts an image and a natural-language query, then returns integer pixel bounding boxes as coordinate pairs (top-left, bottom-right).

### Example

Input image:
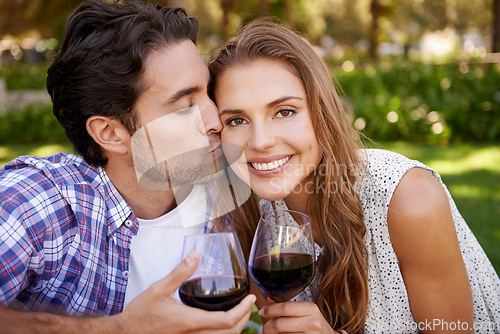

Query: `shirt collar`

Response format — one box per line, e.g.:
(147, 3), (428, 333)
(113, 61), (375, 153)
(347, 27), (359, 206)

(95, 166), (136, 236)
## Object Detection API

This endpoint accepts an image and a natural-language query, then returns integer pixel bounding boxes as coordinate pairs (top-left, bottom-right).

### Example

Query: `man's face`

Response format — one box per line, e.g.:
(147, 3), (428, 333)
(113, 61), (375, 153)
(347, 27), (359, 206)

(131, 40), (224, 190)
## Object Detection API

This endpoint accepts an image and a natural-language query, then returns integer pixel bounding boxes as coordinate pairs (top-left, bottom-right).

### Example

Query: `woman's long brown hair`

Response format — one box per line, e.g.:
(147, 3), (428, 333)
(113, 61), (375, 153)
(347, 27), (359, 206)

(209, 19), (369, 333)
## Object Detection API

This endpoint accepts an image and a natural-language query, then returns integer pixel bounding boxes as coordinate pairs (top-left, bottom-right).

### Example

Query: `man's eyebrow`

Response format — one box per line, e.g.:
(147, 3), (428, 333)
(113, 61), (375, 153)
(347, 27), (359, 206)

(166, 86), (200, 104)
(267, 96), (303, 108)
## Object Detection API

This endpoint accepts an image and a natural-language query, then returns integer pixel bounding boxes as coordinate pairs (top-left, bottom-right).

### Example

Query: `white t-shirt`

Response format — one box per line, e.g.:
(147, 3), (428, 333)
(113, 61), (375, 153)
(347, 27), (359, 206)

(124, 186), (207, 306)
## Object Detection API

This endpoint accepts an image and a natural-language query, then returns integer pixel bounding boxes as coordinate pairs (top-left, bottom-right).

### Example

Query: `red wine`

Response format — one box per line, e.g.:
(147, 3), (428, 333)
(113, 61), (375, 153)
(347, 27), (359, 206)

(179, 275), (249, 311)
(249, 253), (314, 302)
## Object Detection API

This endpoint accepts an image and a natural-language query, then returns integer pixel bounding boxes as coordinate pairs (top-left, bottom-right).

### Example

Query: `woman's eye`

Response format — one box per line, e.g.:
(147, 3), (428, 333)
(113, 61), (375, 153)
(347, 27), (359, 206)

(227, 117), (247, 126)
(276, 108), (295, 118)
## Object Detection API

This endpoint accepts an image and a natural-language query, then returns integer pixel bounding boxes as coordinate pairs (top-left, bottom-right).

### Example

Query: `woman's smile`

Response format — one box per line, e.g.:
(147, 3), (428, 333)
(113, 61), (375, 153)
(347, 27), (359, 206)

(249, 155), (292, 172)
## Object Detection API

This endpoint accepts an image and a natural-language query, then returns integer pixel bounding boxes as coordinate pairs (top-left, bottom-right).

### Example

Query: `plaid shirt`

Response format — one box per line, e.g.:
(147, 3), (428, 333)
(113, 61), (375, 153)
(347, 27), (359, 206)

(0, 153), (215, 316)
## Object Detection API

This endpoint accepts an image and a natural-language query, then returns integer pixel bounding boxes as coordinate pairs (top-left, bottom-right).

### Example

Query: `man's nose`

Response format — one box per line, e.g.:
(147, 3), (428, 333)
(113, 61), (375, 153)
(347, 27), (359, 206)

(200, 99), (223, 135)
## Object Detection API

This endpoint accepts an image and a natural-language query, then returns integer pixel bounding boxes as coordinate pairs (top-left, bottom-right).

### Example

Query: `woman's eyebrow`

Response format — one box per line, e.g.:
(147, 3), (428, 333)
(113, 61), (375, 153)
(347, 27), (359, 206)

(219, 96), (304, 116)
(267, 96), (303, 108)
(219, 109), (244, 117)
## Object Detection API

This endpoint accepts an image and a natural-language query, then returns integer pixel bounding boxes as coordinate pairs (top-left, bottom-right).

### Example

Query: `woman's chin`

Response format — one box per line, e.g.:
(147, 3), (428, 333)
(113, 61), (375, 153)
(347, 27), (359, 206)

(253, 189), (288, 202)
(251, 180), (296, 202)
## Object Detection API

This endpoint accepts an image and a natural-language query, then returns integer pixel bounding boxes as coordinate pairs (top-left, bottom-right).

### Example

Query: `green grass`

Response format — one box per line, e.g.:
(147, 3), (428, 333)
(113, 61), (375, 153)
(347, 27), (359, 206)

(1, 141), (499, 274)
(0, 143), (73, 166)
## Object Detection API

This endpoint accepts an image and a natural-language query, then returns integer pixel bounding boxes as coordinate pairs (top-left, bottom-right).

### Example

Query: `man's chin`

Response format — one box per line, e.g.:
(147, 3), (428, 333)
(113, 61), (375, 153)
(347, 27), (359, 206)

(136, 152), (228, 190)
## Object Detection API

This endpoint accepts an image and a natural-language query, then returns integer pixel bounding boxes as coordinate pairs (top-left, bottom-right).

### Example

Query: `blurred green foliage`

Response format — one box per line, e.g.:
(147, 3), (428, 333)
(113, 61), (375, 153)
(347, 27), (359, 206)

(0, 63), (48, 90)
(1, 59), (500, 145)
(333, 59), (500, 144)
(0, 102), (67, 144)
(241, 304), (263, 334)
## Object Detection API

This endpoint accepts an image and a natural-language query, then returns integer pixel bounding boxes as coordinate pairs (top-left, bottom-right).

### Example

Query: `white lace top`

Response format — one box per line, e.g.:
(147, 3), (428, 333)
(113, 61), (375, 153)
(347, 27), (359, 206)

(260, 149), (500, 333)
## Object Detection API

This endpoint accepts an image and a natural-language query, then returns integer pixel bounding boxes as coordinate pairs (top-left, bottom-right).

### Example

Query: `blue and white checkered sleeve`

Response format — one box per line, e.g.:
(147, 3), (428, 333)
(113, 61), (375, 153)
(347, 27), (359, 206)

(0, 193), (36, 303)
(0, 168), (62, 304)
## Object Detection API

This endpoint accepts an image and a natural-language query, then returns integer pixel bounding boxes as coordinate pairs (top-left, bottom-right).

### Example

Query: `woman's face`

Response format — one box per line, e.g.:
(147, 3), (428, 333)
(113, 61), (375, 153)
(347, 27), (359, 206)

(215, 59), (321, 201)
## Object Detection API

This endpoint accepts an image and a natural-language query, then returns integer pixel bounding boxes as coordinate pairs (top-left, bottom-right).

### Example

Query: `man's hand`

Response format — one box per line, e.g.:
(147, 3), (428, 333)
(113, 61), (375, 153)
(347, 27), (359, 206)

(117, 250), (256, 333)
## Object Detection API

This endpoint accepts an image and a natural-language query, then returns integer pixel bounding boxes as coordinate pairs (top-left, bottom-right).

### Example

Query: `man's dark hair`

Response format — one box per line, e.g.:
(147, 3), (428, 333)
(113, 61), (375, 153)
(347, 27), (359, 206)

(47, 0), (199, 167)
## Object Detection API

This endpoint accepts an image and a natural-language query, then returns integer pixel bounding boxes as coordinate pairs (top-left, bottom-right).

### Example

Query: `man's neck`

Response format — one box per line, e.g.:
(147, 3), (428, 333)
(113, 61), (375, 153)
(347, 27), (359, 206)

(104, 161), (178, 220)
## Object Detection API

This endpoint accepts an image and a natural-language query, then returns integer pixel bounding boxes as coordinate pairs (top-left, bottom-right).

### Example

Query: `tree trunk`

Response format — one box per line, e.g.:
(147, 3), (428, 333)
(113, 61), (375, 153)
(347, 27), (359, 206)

(284, 0), (293, 26)
(258, 0), (270, 17)
(369, 0), (380, 58)
(166, 0), (184, 8)
(494, 0), (500, 52)
(220, 0), (232, 39)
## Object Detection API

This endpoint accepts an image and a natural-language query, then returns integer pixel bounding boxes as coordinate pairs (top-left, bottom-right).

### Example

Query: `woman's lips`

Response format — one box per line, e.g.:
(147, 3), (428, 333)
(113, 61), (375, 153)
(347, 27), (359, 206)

(248, 155), (293, 175)
(251, 156), (290, 171)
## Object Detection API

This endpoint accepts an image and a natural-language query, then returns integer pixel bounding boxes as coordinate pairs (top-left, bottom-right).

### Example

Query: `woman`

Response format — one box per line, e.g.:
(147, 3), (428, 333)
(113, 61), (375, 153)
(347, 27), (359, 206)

(209, 20), (500, 333)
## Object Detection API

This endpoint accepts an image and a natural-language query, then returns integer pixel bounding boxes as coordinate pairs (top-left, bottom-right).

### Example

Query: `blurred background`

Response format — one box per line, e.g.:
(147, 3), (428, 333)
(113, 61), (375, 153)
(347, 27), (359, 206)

(0, 0), (499, 274)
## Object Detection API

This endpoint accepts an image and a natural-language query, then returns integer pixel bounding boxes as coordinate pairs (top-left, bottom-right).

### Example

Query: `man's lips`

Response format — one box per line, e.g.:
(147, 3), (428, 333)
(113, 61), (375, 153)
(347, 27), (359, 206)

(209, 143), (223, 155)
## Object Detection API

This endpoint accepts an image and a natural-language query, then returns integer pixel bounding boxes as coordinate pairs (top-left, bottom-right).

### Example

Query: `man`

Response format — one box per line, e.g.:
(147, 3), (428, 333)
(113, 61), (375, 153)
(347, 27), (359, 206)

(0, 0), (255, 332)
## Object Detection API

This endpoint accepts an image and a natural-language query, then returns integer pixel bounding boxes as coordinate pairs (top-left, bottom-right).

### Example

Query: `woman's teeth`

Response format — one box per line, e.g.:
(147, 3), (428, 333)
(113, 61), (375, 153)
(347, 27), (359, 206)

(251, 156), (290, 171)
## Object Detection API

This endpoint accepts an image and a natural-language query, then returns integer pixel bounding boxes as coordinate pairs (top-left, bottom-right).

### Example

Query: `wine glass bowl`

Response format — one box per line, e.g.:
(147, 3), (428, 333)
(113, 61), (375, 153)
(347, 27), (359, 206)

(179, 232), (249, 311)
(249, 209), (315, 302)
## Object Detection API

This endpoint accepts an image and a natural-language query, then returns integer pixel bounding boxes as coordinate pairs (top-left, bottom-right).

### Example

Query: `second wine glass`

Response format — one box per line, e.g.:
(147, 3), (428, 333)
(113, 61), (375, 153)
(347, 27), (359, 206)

(249, 209), (315, 302)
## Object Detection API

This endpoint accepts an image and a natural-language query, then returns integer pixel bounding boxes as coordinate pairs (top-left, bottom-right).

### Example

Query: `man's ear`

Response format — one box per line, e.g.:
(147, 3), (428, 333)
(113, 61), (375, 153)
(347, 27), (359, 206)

(86, 116), (129, 154)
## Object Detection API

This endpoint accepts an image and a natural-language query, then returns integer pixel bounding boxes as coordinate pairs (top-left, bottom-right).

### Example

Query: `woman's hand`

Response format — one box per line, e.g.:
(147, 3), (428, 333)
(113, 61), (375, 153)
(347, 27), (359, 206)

(258, 301), (345, 334)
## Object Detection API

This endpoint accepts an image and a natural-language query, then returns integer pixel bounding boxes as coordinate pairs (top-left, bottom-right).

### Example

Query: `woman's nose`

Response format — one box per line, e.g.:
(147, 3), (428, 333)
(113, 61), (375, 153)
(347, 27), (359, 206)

(248, 122), (278, 151)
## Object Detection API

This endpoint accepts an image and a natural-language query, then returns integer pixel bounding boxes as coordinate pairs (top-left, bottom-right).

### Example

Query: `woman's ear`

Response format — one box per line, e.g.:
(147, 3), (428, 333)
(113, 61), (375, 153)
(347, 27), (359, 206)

(86, 116), (129, 155)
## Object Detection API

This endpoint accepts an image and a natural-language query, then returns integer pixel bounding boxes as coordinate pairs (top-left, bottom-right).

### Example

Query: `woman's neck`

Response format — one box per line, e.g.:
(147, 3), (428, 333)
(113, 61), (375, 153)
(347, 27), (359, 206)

(284, 191), (310, 214)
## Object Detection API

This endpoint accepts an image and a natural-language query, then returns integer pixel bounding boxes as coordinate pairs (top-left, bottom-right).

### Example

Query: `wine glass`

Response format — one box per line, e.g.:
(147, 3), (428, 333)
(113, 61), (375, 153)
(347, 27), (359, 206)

(179, 232), (250, 311)
(249, 209), (315, 302)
